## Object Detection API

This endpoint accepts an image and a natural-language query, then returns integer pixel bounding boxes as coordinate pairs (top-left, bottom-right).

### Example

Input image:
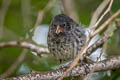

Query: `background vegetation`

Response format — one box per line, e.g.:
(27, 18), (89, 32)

(0, 0), (120, 80)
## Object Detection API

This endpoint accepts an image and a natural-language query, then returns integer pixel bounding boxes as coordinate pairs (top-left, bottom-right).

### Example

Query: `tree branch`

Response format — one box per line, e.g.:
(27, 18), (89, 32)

(0, 41), (49, 54)
(3, 56), (120, 80)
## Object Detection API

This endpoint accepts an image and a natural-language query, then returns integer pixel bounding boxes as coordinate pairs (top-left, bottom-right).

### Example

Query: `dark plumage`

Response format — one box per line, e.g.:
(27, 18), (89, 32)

(47, 14), (87, 62)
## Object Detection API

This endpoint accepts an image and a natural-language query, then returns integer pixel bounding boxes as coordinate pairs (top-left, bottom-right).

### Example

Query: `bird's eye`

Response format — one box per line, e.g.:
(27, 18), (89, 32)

(53, 24), (57, 27)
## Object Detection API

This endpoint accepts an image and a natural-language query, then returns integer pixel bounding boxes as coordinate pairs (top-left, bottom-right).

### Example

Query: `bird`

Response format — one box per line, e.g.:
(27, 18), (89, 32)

(47, 14), (87, 63)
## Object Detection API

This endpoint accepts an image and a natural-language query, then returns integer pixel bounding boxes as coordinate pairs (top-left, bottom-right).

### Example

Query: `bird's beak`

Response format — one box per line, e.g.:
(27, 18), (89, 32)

(56, 25), (62, 34)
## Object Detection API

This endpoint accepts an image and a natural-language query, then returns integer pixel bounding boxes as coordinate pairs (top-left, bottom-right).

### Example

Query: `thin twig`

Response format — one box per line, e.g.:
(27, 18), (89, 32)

(90, 0), (113, 30)
(91, 9), (120, 37)
(91, 0), (113, 29)
(89, 0), (110, 27)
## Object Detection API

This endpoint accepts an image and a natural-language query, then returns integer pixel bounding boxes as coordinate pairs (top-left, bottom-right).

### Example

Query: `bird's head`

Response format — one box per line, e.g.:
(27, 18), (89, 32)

(50, 14), (79, 35)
